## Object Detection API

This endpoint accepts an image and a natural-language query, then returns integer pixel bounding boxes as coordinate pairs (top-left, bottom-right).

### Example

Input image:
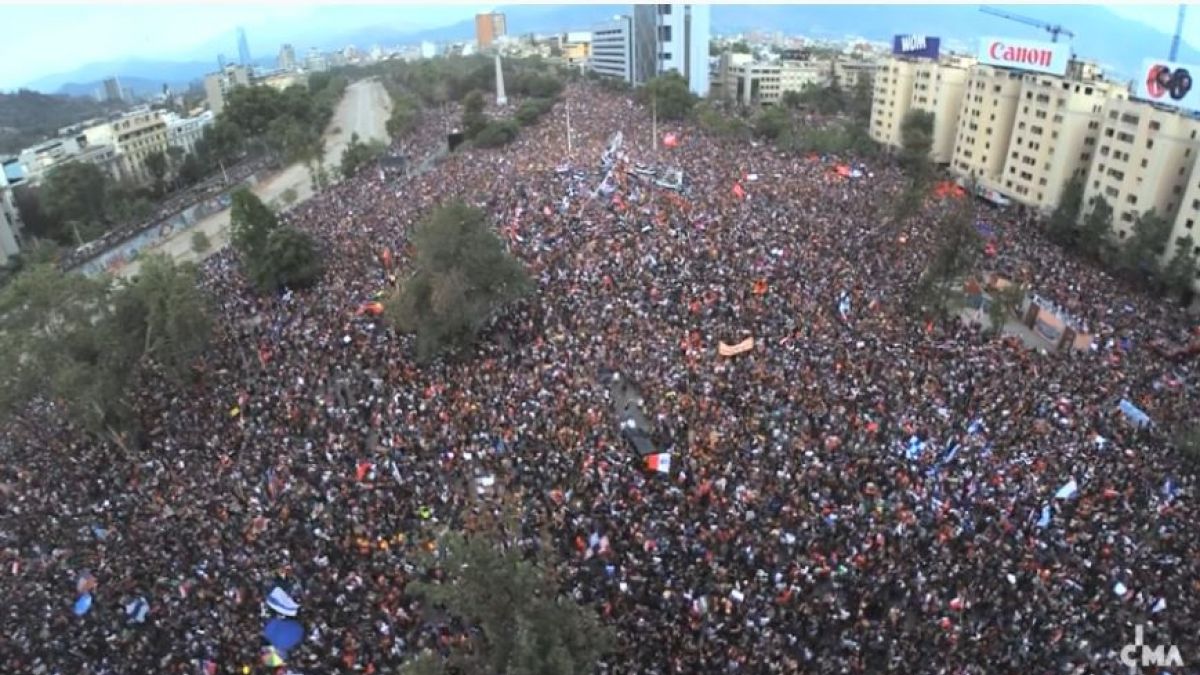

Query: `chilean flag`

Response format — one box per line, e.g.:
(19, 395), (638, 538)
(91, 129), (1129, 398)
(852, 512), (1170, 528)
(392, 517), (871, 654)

(645, 453), (672, 474)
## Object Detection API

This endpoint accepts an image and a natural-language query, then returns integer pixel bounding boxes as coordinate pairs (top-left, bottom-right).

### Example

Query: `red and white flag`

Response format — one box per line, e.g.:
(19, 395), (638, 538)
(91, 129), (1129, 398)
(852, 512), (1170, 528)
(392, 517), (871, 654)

(645, 453), (672, 474)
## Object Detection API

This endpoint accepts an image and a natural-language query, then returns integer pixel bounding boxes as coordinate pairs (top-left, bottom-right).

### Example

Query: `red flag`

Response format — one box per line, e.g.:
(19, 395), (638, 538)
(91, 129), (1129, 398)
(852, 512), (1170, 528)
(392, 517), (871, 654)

(732, 183), (746, 200)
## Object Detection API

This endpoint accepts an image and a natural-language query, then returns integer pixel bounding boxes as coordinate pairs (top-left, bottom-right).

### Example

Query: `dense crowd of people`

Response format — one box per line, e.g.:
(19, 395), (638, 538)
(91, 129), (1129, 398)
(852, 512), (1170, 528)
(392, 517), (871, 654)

(2, 81), (1197, 674)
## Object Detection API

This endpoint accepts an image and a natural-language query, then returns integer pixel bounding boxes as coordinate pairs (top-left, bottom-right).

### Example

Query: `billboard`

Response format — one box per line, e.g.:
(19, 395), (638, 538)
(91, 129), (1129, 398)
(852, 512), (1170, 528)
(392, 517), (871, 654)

(1137, 59), (1198, 113)
(892, 35), (941, 59)
(977, 36), (1069, 76)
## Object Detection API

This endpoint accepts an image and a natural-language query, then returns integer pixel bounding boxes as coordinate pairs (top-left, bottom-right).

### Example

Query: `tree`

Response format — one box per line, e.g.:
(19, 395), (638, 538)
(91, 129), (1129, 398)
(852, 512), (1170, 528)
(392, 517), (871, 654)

(230, 188), (279, 260)
(640, 72), (696, 121)
(754, 106), (792, 141)
(191, 229), (212, 254)
(0, 264), (131, 439)
(280, 187), (299, 207)
(202, 119), (245, 166)
(473, 119), (520, 148)
(730, 41), (752, 54)
(143, 150), (168, 195)
(1160, 235), (1198, 299)
(387, 201), (530, 361)
(694, 101), (751, 140)
(911, 188), (982, 317)
(110, 254), (213, 384)
(402, 532), (615, 675)
(340, 132), (387, 178)
(1119, 209), (1173, 278)
(41, 161), (109, 230)
(251, 225), (323, 292)
(515, 98), (554, 126)
(899, 110), (934, 181)
(780, 90), (804, 110)
(1047, 176), (1084, 246)
(849, 75), (874, 123)
(1079, 196), (1114, 260)
(462, 90), (489, 140)
(223, 85), (286, 137)
(985, 282), (1026, 336)
(387, 93), (422, 138)
(0, 259), (212, 444)
(12, 185), (68, 244)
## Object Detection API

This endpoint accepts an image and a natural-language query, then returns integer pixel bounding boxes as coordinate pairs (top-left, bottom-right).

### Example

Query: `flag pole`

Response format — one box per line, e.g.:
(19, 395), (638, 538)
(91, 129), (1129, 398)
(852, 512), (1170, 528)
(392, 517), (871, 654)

(652, 93), (658, 152)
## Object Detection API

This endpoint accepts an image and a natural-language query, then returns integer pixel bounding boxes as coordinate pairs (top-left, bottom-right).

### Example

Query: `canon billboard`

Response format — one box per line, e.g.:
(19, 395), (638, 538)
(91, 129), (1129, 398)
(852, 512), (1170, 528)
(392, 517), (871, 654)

(1137, 58), (1198, 114)
(892, 34), (940, 59)
(977, 36), (1069, 76)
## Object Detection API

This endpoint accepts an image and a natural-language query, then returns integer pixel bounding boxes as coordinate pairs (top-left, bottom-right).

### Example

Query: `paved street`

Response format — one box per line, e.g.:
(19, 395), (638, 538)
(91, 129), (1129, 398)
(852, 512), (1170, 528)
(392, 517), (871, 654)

(118, 78), (392, 278)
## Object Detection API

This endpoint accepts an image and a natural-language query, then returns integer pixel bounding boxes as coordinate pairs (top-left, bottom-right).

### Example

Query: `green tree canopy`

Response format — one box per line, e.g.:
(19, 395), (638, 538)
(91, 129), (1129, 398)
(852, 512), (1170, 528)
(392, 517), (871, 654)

(401, 532), (615, 675)
(251, 225), (323, 292)
(899, 109), (935, 180)
(223, 85), (287, 137)
(1048, 176), (1084, 246)
(473, 119), (520, 148)
(387, 201), (530, 361)
(693, 101), (752, 140)
(110, 254), (213, 383)
(1160, 234), (1198, 298)
(640, 72), (696, 121)
(230, 188), (279, 259)
(144, 150), (168, 194)
(753, 106), (792, 141)
(0, 259), (212, 443)
(340, 132), (387, 179)
(41, 161), (109, 229)
(1119, 209), (1173, 276)
(1079, 196), (1114, 260)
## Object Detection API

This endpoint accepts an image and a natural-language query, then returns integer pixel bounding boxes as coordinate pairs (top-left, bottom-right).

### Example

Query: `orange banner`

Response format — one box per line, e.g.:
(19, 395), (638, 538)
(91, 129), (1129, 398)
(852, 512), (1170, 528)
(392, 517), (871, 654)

(718, 337), (755, 357)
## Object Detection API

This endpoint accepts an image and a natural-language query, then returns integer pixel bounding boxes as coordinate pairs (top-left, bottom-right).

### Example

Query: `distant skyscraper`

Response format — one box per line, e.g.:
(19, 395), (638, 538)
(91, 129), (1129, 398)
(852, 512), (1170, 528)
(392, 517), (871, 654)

(102, 76), (123, 102)
(278, 44), (297, 71)
(237, 27), (252, 67)
(218, 53), (227, 70)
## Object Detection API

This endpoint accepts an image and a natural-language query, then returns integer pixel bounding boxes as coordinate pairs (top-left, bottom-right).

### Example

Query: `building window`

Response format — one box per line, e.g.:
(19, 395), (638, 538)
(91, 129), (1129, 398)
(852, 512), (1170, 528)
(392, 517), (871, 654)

(1141, 158), (1149, 168)
(658, 25), (672, 42)
(1127, 194), (1137, 205)
(1187, 219), (1195, 229)
(1121, 212), (1134, 223)
(1149, 120), (1161, 131)
(1146, 139), (1154, 150)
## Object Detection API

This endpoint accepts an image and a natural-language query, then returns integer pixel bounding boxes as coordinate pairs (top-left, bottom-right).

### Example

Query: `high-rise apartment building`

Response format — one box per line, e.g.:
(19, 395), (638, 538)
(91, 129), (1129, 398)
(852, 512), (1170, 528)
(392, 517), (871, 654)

(475, 12), (507, 49)
(102, 77), (124, 103)
(278, 44), (297, 71)
(589, 16), (634, 83)
(80, 110), (169, 184)
(238, 27), (252, 68)
(870, 58), (917, 149)
(203, 64), (251, 116)
(631, 4), (710, 96)
(909, 57), (972, 163)
(1169, 167), (1200, 280)
(991, 63), (1123, 211)
(950, 65), (1025, 183)
(870, 54), (969, 163)
(1080, 98), (1200, 241)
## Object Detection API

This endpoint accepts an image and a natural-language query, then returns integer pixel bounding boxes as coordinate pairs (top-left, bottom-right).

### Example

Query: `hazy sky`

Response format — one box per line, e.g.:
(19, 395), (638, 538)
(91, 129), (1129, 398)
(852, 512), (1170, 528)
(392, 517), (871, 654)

(0, 3), (1193, 90)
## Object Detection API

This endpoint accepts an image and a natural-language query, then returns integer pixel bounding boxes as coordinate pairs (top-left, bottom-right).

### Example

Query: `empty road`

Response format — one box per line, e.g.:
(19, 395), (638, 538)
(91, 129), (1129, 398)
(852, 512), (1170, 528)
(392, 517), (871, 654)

(118, 78), (392, 278)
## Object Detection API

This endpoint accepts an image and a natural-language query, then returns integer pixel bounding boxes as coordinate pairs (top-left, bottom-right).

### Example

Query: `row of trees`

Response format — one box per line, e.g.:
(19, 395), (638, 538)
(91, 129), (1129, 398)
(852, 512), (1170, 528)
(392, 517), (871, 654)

(1047, 177), (1198, 300)
(0, 255), (213, 446)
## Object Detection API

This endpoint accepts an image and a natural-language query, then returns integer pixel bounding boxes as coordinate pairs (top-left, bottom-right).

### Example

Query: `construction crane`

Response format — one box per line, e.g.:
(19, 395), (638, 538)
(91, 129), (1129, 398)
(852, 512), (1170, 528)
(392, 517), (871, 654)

(1169, 3), (1186, 61)
(980, 6), (1075, 43)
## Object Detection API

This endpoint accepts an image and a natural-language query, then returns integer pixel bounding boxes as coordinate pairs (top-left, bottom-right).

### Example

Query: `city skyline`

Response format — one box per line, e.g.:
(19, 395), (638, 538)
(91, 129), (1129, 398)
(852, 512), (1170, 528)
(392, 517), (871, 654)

(0, 4), (1196, 92)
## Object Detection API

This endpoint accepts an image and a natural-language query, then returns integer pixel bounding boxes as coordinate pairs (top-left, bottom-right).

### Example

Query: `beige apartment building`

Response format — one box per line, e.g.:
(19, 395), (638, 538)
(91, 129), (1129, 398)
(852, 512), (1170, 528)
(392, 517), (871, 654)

(1169, 172), (1200, 288)
(722, 58), (831, 107)
(870, 55), (970, 163)
(83, 110), (170, 184)
(909, 57), (971, 163)
(950, 64), (1026, 183)
(1080, 97), (1200, 243)
(869, 57), (917, 147)
(991, 62), (1124, 211)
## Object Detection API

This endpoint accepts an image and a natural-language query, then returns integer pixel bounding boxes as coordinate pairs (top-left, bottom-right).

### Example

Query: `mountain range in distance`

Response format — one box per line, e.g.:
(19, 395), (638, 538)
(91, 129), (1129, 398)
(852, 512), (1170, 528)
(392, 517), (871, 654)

(20, 4), (1200, 96)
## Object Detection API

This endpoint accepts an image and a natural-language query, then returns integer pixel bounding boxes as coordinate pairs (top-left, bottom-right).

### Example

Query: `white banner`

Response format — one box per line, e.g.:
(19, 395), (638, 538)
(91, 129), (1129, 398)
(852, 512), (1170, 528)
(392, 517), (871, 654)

(977, 36), (1069, 76)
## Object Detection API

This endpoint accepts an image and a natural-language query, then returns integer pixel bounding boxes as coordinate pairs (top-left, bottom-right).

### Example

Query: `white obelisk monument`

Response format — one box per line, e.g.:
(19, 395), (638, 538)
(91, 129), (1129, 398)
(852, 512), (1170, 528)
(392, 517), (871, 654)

(494, 54), (507, 107)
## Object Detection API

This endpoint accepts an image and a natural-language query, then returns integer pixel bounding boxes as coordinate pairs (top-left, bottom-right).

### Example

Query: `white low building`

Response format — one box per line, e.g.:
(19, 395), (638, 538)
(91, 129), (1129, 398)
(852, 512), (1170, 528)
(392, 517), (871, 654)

(164, 110), (214, 156)
(0, 167), (24, 266)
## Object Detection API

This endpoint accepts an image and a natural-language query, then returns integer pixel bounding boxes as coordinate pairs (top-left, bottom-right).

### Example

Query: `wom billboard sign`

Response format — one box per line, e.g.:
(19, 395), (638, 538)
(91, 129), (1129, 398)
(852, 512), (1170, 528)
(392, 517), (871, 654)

(1138, 59), (1198, 113)
(978, 36), (1069, 76)
(892, 34), (940, 59)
